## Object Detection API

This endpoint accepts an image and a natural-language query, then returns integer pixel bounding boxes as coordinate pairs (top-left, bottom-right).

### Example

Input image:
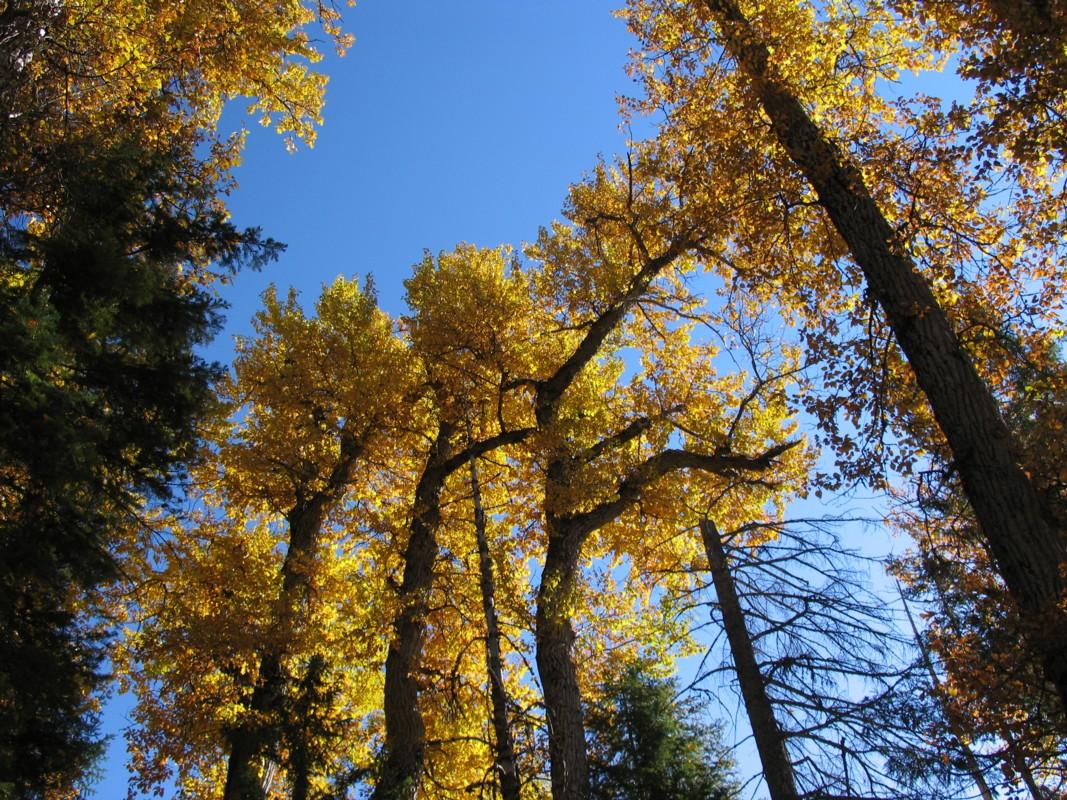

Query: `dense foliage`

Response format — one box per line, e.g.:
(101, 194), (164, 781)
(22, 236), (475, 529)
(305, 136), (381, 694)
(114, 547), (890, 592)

(586, 664), (739, 800)
(1, 1), (1065, 799)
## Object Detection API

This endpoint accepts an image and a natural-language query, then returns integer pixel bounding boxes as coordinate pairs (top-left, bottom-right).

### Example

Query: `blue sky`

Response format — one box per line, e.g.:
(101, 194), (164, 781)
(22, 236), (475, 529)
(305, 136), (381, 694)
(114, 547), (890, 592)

(212, 0), (646, 352)
(92, 2), (648, 795)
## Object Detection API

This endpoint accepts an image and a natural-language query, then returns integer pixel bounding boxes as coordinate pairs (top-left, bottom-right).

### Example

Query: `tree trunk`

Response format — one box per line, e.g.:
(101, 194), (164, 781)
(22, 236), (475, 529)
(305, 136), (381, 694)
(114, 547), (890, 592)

(700, 520), (801, 800)
(469, 452), (522, 800)
(372, 424), (454, 800)
(531, 438), (793, 800)
(221, 421), (368, 798)
(224, 454), (359, 800)
(701, 0), (1067, 711)
(535, 519), (590, 800)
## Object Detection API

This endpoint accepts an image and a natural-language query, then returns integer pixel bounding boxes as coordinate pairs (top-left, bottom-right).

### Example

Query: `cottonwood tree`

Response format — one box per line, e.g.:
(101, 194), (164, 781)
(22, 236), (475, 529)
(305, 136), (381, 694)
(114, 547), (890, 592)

(623, 0), (1067, 711)
(512, 163), (811, 799)
(0, 0), (351, 220)
(465, 445), (522, 800)
(116, 278), (413, 798)
(889, 0), (1067, 170)
(370, 246), (542, 800)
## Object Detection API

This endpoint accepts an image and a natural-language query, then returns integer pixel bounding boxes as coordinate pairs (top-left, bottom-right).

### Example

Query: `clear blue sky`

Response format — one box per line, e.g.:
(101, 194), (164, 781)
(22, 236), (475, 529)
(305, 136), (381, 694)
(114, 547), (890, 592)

(93, 2), (647, 795)
(214, 0), (646, 351)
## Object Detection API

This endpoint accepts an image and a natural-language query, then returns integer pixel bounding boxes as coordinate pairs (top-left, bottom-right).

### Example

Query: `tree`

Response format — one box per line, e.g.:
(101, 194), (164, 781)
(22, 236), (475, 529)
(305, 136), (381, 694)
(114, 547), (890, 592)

(371, 246), (540, 800)
(217, 279), (415, 800)
(623, 0), (1067, 712)
(697, 518), (975, 800)
(518, 155), (808, 800)
(585, 662), (740, 800)
(0, 140), (279, 797)
(700, 520), (800, 800)
(0, 0), (352, 223)
(1, 0), (356, 791)
(115, 277), (414, 799)
(466, 446), (522, 800)
(889, 0), (1067, 170)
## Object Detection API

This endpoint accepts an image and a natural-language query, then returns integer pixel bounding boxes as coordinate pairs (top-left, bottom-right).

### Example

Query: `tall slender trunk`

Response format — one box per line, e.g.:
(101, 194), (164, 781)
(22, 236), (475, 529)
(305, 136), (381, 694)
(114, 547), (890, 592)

(897, 582), (996, 800)
(224, 433), (366, 800)
(535, 517), (589, 800)
(373, 423), (454, 800)
(468, 452), (522, 800)
(701, 0), (1067, 710)
(700, 520), (800, 800)
(370, 420), (531, 800)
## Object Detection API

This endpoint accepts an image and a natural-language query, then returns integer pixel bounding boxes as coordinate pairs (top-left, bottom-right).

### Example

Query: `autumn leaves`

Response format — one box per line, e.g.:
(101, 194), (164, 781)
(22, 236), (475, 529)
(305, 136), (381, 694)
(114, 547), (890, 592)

(6, 0), (1066, 796)
(115, 151), (813, 798)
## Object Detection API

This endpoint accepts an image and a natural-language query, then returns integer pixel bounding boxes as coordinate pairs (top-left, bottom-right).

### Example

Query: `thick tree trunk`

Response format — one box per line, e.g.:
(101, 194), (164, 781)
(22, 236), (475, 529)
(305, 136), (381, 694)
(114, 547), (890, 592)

(469, 453), (522, 800)
(535, 519), (590, 800)
(700, 520), (801, 800)
(701, 0), (1067, 711)
(531, 438), (793, 800)
(372, 424), (453, 800)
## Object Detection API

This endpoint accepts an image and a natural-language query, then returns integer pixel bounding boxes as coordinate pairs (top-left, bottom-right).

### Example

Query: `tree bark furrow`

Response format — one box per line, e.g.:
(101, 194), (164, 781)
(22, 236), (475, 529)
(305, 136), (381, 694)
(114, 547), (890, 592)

(702, 0), (1067, 710)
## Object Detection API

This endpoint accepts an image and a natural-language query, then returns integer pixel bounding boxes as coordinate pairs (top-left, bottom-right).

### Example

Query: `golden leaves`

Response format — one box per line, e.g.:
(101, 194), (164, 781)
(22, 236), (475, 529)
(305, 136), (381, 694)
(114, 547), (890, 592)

(108, 129), (819, 797)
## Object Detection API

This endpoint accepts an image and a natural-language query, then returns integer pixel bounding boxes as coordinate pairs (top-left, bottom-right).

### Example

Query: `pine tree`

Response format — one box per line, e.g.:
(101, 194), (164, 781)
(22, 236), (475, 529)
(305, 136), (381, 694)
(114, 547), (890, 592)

(586, 663), (740, 800)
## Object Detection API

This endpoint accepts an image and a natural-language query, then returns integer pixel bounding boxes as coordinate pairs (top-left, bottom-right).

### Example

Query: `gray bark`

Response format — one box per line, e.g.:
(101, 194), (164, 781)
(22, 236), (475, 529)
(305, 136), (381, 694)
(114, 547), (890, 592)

(468, 451), (522, 800)
(534, 441), (797, 800)
(535, 517), (591, 800)
(372, 423), (533, 800)
(701, 0), (1067, 711)
(700, 519), (801, 800)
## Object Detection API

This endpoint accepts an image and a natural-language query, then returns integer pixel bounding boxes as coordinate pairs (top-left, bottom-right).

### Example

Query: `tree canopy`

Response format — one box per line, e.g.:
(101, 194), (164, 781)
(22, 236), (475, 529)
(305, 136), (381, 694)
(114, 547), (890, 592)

(2, 1), (1066, 799)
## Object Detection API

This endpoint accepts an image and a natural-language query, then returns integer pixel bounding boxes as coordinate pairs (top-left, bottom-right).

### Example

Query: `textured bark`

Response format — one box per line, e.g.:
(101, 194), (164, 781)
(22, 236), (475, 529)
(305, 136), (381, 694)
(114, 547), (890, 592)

(700, 520), (801, 800)
(535, 519), (590, 800)
(288, 656), (327, 800)
(534, 439), (795, 800)
(469, 453), (522, 800)
(224, 431), (367, 800)
(526, 229), (691, 800)
(527, 217), (791, 797)
(702, 0), (1067, 711)
(373, 423), (453, 800)
(372, 422), (533, 800)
